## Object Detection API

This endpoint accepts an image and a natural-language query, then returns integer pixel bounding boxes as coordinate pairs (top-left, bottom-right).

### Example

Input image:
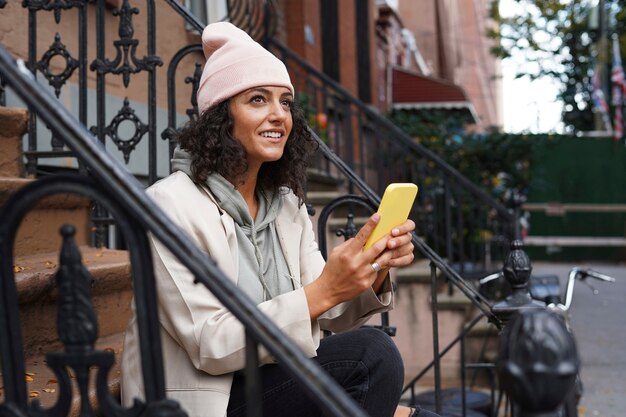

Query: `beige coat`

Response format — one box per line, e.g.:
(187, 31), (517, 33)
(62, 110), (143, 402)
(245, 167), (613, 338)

(121, 171), (393, 417)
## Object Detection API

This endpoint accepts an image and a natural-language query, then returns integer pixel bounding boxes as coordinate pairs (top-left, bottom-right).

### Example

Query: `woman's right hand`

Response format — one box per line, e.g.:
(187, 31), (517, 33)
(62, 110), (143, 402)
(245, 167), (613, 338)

(303, 213), (391, 319)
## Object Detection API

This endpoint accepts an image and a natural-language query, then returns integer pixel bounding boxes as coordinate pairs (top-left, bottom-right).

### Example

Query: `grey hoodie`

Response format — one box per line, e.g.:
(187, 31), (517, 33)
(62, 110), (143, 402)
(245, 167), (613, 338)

(171, 147), (293, 303)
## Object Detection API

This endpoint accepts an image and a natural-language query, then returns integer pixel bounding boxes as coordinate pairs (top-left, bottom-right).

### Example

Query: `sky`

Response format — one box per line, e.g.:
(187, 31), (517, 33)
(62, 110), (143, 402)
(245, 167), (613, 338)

(499, 0), (566, 134)
(501, 59), (565, 134)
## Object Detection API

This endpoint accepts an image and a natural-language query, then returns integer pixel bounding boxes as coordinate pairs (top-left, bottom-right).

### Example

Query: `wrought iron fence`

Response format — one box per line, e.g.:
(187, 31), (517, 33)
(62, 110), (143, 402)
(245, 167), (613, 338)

(0, 1), (582, 416)
(0, 0), (516, 266)
(269, 39), (517, 273)
(0, 45), (370, 417)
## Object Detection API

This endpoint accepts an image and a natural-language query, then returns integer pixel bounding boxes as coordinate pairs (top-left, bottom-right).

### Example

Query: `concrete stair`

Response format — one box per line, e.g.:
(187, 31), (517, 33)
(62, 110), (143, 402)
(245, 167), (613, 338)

(0, 106), (132, 412)
(390, 260), (475, 388)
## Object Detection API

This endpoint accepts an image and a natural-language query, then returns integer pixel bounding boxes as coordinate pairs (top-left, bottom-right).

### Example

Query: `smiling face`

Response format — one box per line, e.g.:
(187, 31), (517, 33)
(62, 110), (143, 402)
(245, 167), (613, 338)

(229, 86), (294, 175)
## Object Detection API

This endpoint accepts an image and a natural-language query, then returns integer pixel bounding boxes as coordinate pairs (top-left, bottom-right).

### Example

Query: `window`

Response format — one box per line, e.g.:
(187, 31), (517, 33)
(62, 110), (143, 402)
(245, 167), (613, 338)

(185, 0), (227, 26)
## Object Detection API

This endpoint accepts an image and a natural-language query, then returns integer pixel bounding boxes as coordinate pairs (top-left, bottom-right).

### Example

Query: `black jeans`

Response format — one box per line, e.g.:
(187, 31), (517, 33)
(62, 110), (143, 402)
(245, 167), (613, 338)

(227, 327), (404, 417)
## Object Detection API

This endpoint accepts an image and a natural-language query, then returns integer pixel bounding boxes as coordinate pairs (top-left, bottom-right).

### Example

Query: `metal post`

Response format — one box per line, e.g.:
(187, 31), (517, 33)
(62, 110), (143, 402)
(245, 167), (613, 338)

(498, 310), (580, 417)
(595, 0), (607, 131)
(430, 261), (442, 414)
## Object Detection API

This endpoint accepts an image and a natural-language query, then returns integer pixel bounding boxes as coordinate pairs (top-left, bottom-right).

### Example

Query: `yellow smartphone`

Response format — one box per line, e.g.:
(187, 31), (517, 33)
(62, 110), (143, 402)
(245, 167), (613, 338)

(363, 183), (418, 250)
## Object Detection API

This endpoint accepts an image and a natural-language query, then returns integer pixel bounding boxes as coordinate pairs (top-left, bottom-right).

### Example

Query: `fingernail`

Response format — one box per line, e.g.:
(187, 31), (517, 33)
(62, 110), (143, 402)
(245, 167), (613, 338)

(389, 240), (396, 248)
(372, 213), (381, 222)
(392, 228), (399, 235)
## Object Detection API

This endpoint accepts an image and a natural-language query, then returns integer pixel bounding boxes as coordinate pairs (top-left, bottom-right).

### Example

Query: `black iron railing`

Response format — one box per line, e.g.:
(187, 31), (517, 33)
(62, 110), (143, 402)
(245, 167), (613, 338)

(1, 0), (516, 266)
(0, 1), (582, 416)
(269, 38), (516, 271)
(0, 45), (369, 417)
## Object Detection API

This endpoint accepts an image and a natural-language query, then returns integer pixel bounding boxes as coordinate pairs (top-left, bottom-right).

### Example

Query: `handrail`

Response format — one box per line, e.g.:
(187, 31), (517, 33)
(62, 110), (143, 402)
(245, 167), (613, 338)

(160, 0), (503, 323)
(268, 38), (513, 221)
(314, 134), (501, 326)
(161, 0), (511, 220)
(0, 46), (367, 417)
(164, 0), (205, 34)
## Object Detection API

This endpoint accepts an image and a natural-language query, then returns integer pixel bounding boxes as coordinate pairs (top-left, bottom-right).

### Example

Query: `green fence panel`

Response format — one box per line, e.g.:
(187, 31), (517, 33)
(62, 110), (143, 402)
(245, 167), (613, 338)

(525, 136), (626, 261)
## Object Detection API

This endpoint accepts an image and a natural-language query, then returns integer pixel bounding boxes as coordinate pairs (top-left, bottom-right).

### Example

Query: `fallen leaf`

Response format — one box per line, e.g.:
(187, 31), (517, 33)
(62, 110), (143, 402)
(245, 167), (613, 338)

(47, 379), (57, 385)
(95, 253), (103, 257)
(14, 265), (24, 273)
(42, 388), (55, 393)
(25, 376), (33, 382)
(104, 347), (115, 353)
(25, 372), (35, 376)
(29, 391), (39, 398)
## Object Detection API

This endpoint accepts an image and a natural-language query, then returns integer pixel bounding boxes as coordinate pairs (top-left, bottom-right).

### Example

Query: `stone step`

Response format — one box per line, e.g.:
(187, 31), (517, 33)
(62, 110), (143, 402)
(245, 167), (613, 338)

(14, 246), (132, 359)
(23, 331), (125, 413)
(395, 259), (437, 284)
(0, 176), (93, 257)
(0, 106), (28, 178)
(306, 167), (344, 192)
(306, 190), (342, 207)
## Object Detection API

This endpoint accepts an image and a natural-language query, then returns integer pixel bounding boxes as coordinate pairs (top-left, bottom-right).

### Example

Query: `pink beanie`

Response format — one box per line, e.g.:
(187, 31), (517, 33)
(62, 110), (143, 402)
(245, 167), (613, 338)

(197, 22), (295, 113)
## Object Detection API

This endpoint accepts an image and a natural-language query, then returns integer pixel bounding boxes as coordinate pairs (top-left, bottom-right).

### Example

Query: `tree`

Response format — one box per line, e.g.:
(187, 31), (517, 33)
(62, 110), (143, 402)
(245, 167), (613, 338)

(488, 0), (626, 133)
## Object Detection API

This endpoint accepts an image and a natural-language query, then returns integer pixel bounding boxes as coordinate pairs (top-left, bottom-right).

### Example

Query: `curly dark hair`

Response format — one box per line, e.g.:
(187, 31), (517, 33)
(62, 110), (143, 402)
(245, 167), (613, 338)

(176, 99), (317, 204)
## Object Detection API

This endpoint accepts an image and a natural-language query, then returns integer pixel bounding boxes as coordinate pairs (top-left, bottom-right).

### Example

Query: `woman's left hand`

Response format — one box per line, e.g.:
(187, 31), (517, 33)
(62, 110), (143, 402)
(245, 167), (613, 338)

(380, 219), (416, 268)
(371, 219), (416, 291)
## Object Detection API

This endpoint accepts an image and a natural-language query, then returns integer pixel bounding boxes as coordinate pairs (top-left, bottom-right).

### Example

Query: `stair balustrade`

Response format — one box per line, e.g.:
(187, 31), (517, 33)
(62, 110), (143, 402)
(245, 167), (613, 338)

(0, 2), (572, 416)
(0, 45), (369, 417)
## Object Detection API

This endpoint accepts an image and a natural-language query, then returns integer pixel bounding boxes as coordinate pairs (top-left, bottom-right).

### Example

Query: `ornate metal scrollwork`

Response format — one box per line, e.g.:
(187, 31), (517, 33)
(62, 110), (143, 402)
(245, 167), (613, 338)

(317, 195), (378, 258)
(55, 225), (99, 348)
(29, 225), (108, 417)
(335, 213), (358, 241)
(104, 97), (149, 163)
(491, 240), (545, 324)
(0, 75), (5, 106)
(498, 309), (579, 416)
(0, 174), (176, 417)
(36, 33), (79, 98)
(184, 63), (202, 122)
(22, 0), (85, 24)
(89, 0), (162, 87)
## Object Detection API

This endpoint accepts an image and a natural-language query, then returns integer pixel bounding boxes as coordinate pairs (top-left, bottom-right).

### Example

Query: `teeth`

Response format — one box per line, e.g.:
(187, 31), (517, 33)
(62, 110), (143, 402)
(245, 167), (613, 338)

(261, 132), (281, 138)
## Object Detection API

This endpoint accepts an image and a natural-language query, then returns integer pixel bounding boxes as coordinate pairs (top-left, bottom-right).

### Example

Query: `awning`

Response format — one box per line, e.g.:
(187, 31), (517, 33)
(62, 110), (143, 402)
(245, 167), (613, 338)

(391, 67), (479, 124)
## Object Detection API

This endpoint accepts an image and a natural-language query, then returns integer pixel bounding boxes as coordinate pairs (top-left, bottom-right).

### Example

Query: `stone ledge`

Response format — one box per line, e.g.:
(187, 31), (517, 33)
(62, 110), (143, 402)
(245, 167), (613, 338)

(14, 247), (131, 304)
(0, 106), (28, 138)
(434, 290), (475, 313)
(306, 167), (344, 187)
(21, 332), (125, 414)
(306, 190), (342, 206)
(327, 215), (369, 232)
(12, 247), (132, 357)
(0, 176), (92, 209)
(0, 107), (28, 177)
(395, 259), (438, 284)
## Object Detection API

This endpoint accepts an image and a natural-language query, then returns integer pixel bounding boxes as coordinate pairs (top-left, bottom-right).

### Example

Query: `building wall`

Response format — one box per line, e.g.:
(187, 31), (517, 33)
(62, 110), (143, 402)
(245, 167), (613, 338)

(375, 5), (406, 112)
(395, 0), (502, 131)
(0, 1), (204, 113)
(396, 0), (439, 75)
(0, 2), (205, 177)
(282, 0), (380, 108)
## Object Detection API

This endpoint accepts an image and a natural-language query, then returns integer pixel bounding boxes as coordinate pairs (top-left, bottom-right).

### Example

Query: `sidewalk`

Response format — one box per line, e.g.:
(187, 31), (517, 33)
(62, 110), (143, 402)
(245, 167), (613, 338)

(531, 262), (626, 417)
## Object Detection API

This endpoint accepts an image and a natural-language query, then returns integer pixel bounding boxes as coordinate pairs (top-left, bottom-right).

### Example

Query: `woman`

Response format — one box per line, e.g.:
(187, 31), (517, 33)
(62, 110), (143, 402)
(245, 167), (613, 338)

(121, 22), (435, 417)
